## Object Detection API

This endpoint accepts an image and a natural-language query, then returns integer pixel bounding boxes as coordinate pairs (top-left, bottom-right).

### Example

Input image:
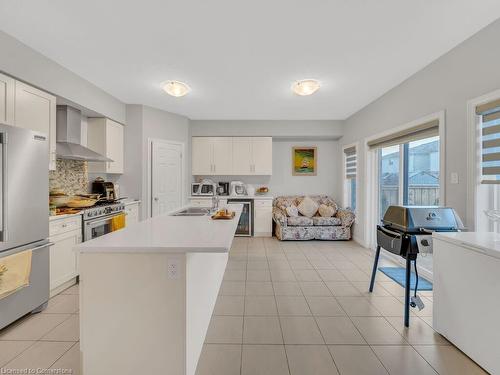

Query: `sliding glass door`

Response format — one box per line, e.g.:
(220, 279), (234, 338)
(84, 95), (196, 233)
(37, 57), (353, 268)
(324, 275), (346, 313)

(407, 136), (440, 206)
(379, 145), (400, 220)
(378, 136), (440, 218)
(377, 135), (440, 274)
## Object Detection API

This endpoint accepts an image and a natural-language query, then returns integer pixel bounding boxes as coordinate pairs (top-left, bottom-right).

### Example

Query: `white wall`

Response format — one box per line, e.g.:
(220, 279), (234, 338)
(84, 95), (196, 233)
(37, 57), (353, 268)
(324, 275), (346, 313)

(271, 140), (340, 199)
(0, 30), (126, 123)
(141, 105), (191, 216)
(117, 105), (190, 219)
(339, 18), (500, 245)
(191, 120), (343, 138)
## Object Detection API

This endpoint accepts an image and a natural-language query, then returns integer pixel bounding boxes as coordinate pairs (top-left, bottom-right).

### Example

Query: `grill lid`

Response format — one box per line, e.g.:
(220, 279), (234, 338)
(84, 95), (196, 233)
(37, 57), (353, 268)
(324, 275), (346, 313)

(382, 206), (464, 233)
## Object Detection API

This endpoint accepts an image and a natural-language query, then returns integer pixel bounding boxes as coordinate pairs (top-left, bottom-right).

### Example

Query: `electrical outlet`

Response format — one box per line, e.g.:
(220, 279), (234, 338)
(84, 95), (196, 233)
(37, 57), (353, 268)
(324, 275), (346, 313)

(167, 259), (180, 279)
(450, 172), (459, 184)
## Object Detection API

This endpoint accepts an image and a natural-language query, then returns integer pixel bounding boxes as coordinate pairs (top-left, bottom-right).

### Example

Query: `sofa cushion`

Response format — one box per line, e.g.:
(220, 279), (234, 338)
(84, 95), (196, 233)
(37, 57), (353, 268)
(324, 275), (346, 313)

(318, 204), (336, 217)
(297, 196), (319, 218)
(285, 205), (299, 217)
(287, 216), (314, 226)
(312, 217), (342, 226)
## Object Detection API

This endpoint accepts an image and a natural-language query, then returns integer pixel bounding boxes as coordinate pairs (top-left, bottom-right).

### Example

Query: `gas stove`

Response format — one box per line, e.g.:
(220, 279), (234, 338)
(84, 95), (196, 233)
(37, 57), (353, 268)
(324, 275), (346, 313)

(82, 201), (125, 220)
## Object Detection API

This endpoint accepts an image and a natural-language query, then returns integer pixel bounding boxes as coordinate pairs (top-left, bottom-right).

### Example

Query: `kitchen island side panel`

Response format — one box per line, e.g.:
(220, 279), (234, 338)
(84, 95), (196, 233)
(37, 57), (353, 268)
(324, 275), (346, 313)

(186, 252), (228, 375)
(79, 252), (186, 375)
(433, 236), (500, 375)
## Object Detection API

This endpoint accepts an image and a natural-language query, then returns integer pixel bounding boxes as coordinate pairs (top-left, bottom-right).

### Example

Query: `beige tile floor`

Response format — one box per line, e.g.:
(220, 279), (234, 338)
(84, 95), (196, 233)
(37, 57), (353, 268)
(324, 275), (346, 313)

(0, 283), (80, 374)
(0, 238), (488, 375)
(199, 237), (489, 375)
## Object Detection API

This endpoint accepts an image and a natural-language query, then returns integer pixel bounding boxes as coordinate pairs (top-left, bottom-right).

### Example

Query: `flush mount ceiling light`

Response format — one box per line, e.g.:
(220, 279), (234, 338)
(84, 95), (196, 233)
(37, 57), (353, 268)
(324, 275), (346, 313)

(162, 80), (191, 97)
(292, 79), (321, 96)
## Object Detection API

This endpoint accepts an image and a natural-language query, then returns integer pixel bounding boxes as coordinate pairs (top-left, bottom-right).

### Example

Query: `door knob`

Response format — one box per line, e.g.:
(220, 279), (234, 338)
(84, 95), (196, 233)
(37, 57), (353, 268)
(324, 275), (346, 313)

(154, 197), (159, 201)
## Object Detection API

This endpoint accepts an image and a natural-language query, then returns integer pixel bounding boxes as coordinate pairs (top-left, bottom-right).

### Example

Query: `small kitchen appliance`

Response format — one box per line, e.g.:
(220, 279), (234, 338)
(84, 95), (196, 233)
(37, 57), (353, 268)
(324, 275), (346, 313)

(217, 182), (230, 196)
(370, 205), (463, 327)
(230, 181), (247, 196)
(191, 180), (216, 196)
(92, 178), (117, 201)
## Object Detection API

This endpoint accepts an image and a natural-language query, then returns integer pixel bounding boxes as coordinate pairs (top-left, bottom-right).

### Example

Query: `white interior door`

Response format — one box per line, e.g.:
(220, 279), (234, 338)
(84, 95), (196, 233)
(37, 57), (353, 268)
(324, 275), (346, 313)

(151, 140), (183, 217)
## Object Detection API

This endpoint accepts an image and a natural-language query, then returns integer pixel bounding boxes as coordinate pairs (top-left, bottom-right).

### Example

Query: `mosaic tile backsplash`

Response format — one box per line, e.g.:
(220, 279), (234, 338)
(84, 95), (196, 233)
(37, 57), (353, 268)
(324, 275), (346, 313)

(49, 159), (89, 195)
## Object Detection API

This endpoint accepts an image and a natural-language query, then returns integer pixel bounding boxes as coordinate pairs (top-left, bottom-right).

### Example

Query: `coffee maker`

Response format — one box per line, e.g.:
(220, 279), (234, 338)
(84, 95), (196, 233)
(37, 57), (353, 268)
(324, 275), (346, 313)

(217, 182), (230, 196)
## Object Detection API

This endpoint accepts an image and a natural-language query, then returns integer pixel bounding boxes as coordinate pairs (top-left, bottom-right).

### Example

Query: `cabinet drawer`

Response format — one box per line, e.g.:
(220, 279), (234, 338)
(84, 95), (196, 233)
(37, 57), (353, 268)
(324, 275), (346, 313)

(49, 216), (82, 236)
(254, 199), (272, 208)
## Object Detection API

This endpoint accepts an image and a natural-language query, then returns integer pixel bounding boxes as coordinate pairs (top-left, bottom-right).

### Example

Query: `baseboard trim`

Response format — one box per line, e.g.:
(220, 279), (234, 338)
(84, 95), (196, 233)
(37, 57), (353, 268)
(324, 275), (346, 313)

(50, 277), (78, 298)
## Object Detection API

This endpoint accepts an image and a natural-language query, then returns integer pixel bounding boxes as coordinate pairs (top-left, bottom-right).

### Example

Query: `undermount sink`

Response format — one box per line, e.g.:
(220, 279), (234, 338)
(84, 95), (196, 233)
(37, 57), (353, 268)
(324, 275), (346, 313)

(171, 207), (210, 216)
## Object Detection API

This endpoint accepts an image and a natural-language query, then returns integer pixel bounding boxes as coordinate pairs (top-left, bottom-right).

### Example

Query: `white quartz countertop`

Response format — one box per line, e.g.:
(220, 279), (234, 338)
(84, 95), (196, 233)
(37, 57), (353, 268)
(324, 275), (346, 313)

(76, 204), (242, 254)
(190, 195), (273, 200)
(433, 232), (500, 259)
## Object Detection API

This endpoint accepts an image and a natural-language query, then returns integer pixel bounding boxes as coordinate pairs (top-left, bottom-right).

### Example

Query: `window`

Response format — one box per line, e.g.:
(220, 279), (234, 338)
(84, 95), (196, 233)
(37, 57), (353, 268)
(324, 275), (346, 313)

(377, 136), (440, 219)
(379, 145), (400, 220)
(368, 119), (440, 219)
(475, 97), (500, 232)
(343, 146), (357, 211)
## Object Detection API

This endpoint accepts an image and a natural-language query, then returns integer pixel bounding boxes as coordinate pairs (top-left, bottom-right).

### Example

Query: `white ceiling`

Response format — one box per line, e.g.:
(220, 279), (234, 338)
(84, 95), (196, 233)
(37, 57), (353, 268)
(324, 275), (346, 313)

(1, 1), (500, 120)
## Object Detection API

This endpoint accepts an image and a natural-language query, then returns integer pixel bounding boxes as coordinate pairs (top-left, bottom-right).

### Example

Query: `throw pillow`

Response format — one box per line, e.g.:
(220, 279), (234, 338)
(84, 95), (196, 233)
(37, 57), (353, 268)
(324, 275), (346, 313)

(285, 205), (299, 217)
(318, 204), (336, 217)
(297, 196), (319, 218)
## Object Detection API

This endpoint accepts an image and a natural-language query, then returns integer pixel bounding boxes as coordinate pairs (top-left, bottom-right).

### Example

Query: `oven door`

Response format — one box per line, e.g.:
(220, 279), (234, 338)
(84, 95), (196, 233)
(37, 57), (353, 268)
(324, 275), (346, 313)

(84, 213), (122, 242)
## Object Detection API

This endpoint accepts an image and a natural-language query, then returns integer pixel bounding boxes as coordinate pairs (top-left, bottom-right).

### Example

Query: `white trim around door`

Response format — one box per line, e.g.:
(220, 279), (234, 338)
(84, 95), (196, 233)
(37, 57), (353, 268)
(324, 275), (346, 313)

(363, 110), (446, 250)
(147, 138), (185, 219)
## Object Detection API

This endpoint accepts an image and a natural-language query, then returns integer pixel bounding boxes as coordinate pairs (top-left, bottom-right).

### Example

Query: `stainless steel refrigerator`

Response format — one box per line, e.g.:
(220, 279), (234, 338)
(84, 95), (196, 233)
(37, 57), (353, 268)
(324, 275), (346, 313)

(0, 123), (50, 330)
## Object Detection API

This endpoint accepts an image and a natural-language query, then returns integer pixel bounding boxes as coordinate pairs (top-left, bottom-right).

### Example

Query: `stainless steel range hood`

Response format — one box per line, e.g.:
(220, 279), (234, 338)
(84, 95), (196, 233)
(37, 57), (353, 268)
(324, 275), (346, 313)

(56, 105), (112, 162)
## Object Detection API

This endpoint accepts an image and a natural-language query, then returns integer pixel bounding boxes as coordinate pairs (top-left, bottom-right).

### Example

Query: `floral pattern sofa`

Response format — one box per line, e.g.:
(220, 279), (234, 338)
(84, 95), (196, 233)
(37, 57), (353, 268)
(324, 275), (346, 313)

(272, 195), (355, 241)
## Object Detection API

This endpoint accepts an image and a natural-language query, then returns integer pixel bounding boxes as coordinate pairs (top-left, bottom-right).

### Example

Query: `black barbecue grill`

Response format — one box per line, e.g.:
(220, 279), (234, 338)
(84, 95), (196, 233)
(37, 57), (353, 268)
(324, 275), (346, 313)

(369, 206), (463, 326)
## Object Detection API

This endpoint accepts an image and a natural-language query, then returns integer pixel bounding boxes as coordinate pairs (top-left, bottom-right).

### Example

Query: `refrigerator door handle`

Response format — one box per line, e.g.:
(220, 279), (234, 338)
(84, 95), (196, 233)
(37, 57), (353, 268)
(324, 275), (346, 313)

(0, 132), (7, 242)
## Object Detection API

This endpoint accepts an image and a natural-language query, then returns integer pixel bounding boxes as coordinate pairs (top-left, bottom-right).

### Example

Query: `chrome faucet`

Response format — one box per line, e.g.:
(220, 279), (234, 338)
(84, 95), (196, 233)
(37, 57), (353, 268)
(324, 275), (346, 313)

(211, 195), (220, 212)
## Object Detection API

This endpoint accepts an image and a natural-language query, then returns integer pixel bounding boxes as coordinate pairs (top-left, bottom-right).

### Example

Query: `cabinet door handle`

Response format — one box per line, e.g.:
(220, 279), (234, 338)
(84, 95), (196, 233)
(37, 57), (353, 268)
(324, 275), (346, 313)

(213, 164), (216, 173)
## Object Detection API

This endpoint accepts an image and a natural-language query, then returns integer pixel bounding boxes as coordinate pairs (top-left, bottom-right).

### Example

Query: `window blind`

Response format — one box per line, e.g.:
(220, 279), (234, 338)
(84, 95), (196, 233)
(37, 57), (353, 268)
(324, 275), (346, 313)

(367, 119), (439, 149)
(477, 101), (500, 184)
(344, 146), (357, 179)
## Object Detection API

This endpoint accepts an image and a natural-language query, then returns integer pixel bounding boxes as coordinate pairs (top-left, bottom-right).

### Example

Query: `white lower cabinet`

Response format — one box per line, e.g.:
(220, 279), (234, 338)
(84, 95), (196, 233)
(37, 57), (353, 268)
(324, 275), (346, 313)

(254, 199), (272, 237)
(49, 216), (82, 295)
(125, 201), (140, 225)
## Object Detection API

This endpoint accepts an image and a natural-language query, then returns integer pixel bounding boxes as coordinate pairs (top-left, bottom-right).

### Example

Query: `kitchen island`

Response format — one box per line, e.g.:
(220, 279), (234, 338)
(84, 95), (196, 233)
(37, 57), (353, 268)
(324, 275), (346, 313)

(433, 231), (500, 375)
(76, 204), (242, 375)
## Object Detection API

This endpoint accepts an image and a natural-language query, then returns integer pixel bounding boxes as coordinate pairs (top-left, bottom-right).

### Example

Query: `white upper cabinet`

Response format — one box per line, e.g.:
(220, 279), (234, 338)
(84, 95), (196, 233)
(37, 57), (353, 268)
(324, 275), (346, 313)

(232, 137), (252, 174)
(192, 137), (272, 176)
(0, 73), (15, 126)
(212, 137), (233, 175)
(192, 137), (213, 175)
(14, 81), (57, 170)
(87, 118), (124, 174)
(192, 137), (233, 175)
(251, 137), (273, 175)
